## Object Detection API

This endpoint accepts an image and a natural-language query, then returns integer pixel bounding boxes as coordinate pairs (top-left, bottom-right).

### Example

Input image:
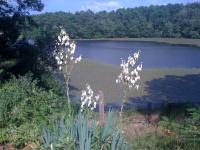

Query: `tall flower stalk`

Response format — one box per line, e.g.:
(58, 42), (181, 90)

(53, 27), (81, 110)
(116, 50), (143, 117)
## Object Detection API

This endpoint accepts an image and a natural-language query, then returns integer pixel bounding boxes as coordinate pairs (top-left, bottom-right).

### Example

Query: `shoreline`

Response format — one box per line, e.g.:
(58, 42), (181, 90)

(74, 38), (200, 47)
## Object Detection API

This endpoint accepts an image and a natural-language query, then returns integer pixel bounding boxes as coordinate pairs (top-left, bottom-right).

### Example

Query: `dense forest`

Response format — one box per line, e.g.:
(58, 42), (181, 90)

(30, 3), (200, 40)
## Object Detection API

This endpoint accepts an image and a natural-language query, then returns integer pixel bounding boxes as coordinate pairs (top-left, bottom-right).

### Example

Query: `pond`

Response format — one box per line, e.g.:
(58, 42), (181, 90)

(71, 40), (200, 110)
(76, 40), (200, 69)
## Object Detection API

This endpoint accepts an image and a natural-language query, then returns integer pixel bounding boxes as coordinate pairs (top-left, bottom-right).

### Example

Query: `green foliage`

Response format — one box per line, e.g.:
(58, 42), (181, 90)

(31, 3), (200, 39)
(0, 59), (17, 69)
(0, 74), (72, 148)
(0, 59), (18, 79)
(187, 106), (200, 126)
(159, 106), (200, 150)
(0, 74), (64, 128)
(40, 73), (66, 96)
(5, 123), (40, 148)
(41, 111), (129, 150)
(0, 129), (9, 144)
(131, 133), (187, 150)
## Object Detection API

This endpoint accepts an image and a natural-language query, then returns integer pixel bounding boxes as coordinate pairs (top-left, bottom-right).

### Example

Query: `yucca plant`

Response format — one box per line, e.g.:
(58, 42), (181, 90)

(40, 111), (129, 150)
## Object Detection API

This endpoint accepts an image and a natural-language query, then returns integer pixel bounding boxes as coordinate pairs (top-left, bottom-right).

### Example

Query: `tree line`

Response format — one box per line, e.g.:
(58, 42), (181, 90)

(30, 3), (200, 40)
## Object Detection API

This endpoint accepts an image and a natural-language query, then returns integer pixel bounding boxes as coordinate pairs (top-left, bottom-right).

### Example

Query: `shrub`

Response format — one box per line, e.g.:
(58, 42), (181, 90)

(0, 74), (72, 147)
(159, 106), (200, 149)
(0, 74), (67, 128)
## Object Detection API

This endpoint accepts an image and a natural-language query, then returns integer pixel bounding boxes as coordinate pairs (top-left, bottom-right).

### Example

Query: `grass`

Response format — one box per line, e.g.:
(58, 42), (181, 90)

(70, 59), (200, 104)
(75, 38), (200, 47)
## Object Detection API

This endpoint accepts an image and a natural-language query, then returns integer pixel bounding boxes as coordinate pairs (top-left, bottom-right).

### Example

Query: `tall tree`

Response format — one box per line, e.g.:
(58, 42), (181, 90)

(0, 0), (44, 78)
(0, 0), (44, 49)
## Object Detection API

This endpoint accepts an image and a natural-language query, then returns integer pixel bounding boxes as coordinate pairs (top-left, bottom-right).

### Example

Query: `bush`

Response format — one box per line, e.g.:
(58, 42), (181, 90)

(0, 74), (71, 147)
(0, 74), (67, 127)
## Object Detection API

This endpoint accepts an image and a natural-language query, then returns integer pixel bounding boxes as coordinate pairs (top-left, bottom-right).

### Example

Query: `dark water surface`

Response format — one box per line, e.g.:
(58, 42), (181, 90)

(76, 40), (200, 68)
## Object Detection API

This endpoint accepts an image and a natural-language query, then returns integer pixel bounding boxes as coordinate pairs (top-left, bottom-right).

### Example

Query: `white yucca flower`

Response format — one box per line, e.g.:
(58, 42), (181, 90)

(80, 84), (100, 112)
(53, 27), (81, 72)
(116, 50), (143, 90)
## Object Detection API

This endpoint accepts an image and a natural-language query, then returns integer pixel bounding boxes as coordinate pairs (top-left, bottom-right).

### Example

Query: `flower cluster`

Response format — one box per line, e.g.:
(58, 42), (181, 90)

(116, 50), (143, 90)
(80, 84), (100, 112)
(54, 27), (81, 71)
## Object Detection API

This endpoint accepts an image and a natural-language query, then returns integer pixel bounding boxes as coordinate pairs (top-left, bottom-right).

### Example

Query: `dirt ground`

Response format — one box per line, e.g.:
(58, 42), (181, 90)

(122, 113), (160, 140)
(0, 143), (37, 150)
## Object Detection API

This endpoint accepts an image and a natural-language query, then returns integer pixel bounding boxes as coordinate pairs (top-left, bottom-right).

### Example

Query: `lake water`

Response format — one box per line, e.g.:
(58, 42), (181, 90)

(73, 40), (200, 110)
(76, 40), (200, 69)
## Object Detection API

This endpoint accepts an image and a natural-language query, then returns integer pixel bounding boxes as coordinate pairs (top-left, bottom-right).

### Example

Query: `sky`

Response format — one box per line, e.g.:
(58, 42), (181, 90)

(36, 0), (195, 13)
